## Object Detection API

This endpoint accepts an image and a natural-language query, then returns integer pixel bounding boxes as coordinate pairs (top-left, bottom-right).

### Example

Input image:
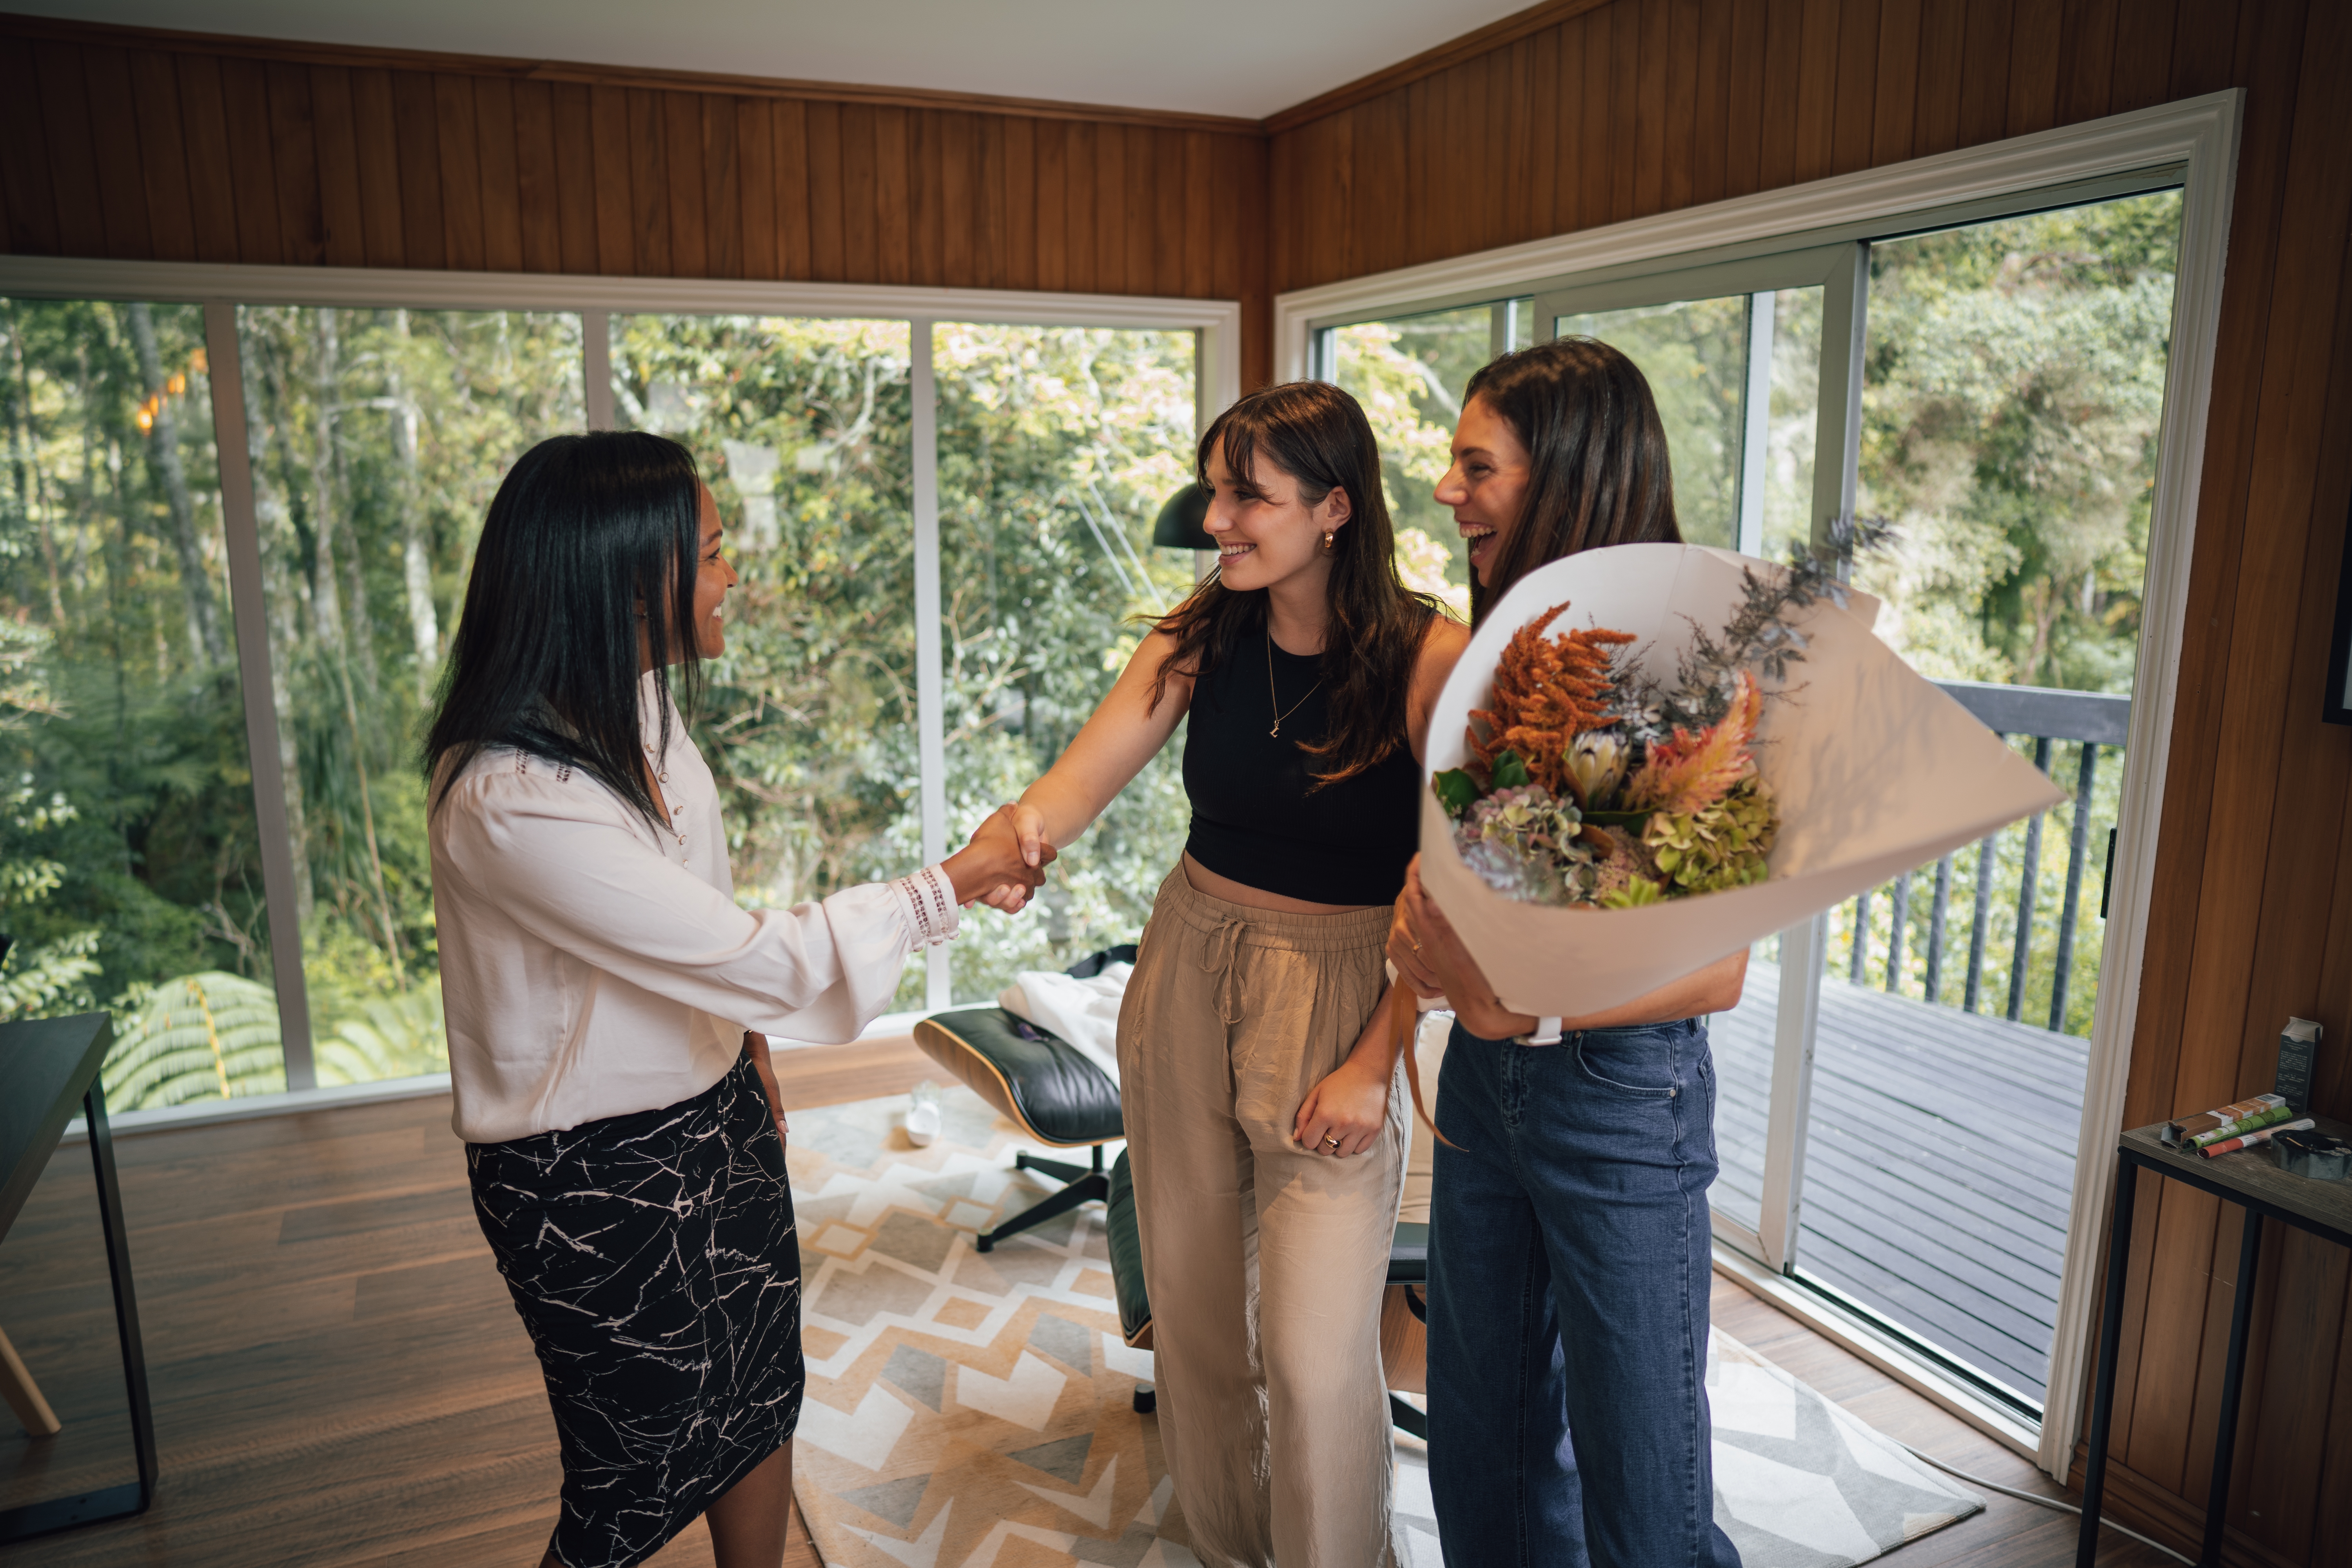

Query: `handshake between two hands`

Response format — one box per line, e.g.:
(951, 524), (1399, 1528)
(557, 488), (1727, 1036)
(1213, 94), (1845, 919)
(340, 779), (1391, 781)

(938, 803), (1058, 910)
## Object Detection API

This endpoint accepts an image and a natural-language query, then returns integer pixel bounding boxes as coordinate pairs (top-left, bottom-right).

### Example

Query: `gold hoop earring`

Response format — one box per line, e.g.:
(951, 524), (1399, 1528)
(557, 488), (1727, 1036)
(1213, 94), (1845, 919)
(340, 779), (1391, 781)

(1321, 529), (1335, 554)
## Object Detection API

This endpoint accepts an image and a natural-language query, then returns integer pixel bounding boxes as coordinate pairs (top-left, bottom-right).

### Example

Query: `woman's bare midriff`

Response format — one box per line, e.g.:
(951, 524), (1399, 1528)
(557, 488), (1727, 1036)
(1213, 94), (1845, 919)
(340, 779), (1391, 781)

(1180, 851), (1381, 916)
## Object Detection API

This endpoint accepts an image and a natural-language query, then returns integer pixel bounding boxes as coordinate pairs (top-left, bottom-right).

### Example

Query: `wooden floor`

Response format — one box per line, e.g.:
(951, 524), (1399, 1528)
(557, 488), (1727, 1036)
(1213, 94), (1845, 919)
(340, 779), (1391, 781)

(0, 1034), (2171, 1567)
(1713, 961), (2091, 1402)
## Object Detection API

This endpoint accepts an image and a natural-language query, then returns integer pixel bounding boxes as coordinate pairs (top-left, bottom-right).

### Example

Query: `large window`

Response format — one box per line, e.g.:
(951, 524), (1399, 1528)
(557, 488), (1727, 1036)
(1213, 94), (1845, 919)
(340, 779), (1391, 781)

(1302, 174), (2192, 1425)
(236, 307), (583, 1086)
(611, 314), (925, 1008)
(0, 299), (282, 1108)
(934, 323), (1198, 1000)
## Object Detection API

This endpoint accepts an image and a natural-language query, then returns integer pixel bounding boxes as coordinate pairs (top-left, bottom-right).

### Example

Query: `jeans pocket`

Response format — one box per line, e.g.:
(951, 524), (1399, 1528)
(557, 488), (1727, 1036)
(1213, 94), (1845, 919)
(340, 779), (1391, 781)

(1574, 1027), (1679, 1099)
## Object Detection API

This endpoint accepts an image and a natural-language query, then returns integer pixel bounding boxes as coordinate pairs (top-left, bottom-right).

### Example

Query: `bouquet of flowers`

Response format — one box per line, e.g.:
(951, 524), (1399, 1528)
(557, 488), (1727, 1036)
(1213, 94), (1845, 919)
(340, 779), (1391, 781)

(1415, 541), (2066, 1022)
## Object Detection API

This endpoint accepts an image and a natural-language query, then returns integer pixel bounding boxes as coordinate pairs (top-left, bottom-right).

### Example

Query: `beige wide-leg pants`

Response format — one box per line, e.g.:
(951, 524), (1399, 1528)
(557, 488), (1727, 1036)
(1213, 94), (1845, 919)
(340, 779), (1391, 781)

(1116, 865), (1404, 1568)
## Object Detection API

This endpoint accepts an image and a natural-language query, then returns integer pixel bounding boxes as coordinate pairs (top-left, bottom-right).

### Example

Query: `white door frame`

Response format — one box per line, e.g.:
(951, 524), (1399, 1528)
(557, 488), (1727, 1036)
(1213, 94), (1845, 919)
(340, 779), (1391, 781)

(1276, 91), (2244, 1478)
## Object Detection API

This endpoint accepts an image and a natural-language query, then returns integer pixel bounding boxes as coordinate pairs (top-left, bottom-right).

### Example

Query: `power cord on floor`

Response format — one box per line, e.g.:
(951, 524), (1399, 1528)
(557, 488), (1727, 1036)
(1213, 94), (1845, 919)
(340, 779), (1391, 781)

(1896, 1441), (2196, 1566)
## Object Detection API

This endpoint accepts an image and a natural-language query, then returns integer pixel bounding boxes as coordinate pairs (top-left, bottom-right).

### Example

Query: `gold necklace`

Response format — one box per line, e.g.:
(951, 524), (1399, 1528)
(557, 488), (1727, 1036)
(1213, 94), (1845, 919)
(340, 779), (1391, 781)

(1267, 628), (1324, 739)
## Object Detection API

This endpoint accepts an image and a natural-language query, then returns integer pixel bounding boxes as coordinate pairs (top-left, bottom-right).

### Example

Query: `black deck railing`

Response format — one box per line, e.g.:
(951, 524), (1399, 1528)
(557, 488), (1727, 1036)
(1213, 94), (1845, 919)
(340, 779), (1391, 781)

(1841, 681), (2131, 1034)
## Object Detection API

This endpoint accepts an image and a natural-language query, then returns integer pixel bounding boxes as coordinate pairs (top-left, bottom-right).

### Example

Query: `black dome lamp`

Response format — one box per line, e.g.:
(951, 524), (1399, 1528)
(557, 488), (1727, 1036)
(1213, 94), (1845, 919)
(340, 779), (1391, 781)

(1151, 482), (1214, 551)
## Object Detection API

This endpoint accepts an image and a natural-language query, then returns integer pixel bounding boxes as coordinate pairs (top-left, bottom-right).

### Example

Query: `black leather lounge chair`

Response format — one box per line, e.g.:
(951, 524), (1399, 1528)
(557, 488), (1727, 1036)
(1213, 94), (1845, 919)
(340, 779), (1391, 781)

(911, 944), (1134, 1253)
(1103, 1147), (1433, 1435)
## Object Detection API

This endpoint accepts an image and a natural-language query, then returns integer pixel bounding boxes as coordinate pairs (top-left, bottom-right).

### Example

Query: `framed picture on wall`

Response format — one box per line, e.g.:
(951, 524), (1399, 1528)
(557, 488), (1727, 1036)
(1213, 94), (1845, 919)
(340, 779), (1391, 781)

(2329, 494), (2352, 725)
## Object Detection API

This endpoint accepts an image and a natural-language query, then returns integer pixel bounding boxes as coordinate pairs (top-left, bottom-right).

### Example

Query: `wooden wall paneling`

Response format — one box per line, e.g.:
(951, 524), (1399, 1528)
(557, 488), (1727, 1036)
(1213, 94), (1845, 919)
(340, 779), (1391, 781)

(0, 40), (62, 255)
(218, 56), (284, 265)
(1522, 27), (1560, 243)
(1091, 121), (1125, 298)
(623, 89), (669, 277)
(1058, 119), (1093, 294)
(388, 71), (446, 271)
(307, 67), (366, 268)
(1632, 0), (1667, 216)
(661, 91), (708, 278)
(908, 108), (943, 288)
(471, 77), (525, 274)
(1357, 95), (1408, 281)
(1791, 0), (1838, 185)
(1910, 0), (1965, 156)
(773, 98), (813, 281)
(835, 103), (878, 285)
(1662, 0), (1698, 215)
(737, 97), (777, 281)
(1033, 118), (1067, 293)
(1180, 130), (1213, 300)
(1691, 0), (1730, 207)
(80, 46), (153, 260)
(172, 53), (238, 263)
(36, 44), (107, 259)
(1150, 128), (1182, 299)
(1956, 0), (2016, 151)
(126, 50), (196, 261)
(1480, 45), (1512, 252)
(2167, 0), (2241, 102)
(942, 110), (978, 291)
(699, 94), (739, 281)
(2055, 0), (2119, 124)
(1603, 16), (1637, 225)
(548, 82), (596, 274)
(509, 78), (561, 274)
(2108, 0), (2180, 115)
(1723, 0), (1767, 198)
(2177, 1202), (2262, 1504)
(1209, 128), (1240, 303)
(2239, 1233), (2351, 1558)
(1754, 0), (1801, 195)
(261, 62), (324, 267)
(994, 116), (1031, 292)
(805, 100), (848, 284)
(2301, 1252), (2352, 1549)
(1829, 0), (1883, 176)
(2004, 0), (2062, 137)
(871, 105), (910, 287)
(431, 74), (486, 271)
(1238, 129), (1269, 392)
(2123, 1184), (2221, 1483)
(1870, 0), (1923, 167)
(971, 113), (1004, 290)
(581, 85), (630, 276)
(1433, 60), (1465, 260)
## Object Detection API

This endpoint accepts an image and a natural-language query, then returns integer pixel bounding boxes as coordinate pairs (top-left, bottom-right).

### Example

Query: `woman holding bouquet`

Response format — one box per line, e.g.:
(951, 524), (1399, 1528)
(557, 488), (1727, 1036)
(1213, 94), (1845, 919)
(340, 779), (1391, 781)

(1389, 339), (1749, 1568)
(987, 383), (1468, 1568)
(427, 431), (1043, 1568)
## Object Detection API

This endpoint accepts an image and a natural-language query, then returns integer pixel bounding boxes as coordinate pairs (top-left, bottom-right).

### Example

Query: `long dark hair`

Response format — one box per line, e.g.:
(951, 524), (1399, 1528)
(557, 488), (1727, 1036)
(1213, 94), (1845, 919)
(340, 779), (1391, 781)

(1147, 381), (1438, 786)
(424, 431), (705, 831)
(1464, 337), (1681, 624)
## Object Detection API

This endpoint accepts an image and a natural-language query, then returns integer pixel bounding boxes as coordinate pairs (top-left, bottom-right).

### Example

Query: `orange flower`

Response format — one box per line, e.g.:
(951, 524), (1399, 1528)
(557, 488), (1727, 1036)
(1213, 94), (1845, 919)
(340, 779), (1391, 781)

(1625, 671), (1761, 816)
(1469, 603), (1636, 798)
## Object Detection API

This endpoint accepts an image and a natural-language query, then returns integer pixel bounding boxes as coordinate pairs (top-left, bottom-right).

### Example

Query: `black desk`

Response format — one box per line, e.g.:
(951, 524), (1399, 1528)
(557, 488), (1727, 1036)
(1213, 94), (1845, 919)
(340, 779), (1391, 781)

(0, 1013), (154, 1540)
(2077, 1114), (2352, 1567)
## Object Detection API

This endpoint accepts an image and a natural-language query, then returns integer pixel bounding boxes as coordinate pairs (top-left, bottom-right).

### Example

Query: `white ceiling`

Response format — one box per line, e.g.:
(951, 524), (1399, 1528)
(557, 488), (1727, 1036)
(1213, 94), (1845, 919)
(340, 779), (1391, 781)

(29, 0), (1533, 121)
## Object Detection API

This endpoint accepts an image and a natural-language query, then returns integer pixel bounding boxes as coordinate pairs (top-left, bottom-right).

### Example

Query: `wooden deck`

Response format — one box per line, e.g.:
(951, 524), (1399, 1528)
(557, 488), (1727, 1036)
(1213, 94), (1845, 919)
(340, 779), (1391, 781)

(1709, 961), (2091, 1405)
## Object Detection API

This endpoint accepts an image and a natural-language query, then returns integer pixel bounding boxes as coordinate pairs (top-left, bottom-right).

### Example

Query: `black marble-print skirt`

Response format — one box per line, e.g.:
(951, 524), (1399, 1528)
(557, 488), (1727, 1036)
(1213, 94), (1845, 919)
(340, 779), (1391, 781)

(468, 1056), (803, 1568)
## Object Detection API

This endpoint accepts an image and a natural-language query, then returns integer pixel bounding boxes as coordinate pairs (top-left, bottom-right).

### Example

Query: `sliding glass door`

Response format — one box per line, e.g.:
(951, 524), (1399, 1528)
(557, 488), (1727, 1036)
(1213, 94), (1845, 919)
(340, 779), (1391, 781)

(1307, 178), (2185, 1418)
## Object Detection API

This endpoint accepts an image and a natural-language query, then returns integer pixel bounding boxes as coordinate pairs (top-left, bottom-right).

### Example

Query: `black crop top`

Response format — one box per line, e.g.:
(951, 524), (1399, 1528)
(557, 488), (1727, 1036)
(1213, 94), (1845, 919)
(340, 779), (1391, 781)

(1181, 630), (1423, 907)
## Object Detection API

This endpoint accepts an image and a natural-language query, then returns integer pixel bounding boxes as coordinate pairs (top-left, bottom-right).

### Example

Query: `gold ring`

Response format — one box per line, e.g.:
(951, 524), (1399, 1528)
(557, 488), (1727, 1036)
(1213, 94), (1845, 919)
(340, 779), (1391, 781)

(1409, 938), (1423, 953)
(1322, 1134), (1341, 1151)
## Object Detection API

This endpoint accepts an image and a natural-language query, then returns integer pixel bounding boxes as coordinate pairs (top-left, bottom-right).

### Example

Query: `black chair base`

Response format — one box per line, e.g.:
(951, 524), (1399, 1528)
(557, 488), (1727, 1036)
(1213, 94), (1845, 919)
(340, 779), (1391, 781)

(975, 1146), (1109, 1252)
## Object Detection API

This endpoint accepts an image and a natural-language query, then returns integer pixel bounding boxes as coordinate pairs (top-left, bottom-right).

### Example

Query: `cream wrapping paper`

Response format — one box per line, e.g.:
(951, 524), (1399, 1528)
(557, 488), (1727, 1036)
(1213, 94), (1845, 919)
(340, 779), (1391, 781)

(1419, 543), (2068, 1020)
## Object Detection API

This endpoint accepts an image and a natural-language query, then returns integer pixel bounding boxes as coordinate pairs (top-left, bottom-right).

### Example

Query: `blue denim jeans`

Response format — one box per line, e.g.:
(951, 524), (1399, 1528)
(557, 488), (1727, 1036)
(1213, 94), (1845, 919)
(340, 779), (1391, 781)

(1427, 1018), (1740, 1568)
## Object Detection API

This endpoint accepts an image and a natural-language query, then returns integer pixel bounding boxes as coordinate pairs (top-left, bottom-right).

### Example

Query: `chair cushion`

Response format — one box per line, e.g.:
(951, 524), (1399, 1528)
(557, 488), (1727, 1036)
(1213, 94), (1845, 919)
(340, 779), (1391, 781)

(1105, 1149), (1152, 1347)
(912, 1009), (1124, 1146)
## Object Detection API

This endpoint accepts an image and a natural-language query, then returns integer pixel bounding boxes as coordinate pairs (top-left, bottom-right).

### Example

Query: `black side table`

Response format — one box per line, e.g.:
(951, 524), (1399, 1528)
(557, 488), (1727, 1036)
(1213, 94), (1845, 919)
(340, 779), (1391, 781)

(2077, 1112), (2352, 1567)
(0, 1013), (156, 1540)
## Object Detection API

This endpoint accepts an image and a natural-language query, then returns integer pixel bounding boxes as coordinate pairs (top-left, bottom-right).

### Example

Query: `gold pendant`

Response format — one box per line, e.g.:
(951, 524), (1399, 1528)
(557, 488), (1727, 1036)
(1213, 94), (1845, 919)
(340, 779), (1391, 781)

(1270, 723), (1280, 737)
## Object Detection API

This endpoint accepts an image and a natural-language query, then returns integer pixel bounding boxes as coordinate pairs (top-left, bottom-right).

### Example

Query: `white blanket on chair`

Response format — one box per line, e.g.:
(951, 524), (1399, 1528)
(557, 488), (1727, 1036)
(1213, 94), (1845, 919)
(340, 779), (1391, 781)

(998, 963), (1131, 1087)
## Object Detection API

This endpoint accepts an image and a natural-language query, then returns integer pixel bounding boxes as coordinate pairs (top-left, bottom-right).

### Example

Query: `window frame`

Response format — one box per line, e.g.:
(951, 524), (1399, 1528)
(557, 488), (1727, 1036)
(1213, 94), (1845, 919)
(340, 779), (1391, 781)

(1278, 91), (2245, 1475)
(0, 261), (1236, 1085)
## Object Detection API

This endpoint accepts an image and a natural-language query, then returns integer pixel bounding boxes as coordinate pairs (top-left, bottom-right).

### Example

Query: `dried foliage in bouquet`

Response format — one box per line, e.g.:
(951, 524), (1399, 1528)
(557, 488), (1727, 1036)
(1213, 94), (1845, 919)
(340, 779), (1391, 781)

(1429, 527), (1892, 910)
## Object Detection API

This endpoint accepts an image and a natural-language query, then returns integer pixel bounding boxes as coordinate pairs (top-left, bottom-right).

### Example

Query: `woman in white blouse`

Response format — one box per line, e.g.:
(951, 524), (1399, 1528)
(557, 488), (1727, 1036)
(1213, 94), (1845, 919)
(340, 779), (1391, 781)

(427, 431), (1040, 1568)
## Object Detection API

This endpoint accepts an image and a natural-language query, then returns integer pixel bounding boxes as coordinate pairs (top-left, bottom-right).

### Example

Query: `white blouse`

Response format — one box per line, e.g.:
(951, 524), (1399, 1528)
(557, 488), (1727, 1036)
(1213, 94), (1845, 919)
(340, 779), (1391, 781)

(431, 673), (956, 1144)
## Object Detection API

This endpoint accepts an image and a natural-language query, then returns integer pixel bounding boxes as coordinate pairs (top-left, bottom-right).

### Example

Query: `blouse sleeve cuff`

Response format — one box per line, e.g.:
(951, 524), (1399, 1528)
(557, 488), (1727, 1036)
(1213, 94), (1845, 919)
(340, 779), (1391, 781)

(891, 864), (961, 947)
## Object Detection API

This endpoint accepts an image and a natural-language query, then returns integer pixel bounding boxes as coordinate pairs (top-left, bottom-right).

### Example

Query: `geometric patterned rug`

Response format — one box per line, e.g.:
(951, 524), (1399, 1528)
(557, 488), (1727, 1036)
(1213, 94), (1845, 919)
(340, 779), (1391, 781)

(784, 1085), (1979, 1568)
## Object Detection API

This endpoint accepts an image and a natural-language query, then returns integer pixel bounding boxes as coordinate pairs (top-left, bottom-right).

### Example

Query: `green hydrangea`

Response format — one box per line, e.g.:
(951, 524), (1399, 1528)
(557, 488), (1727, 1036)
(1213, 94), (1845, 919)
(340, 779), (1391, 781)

(1642, 775), (1777, 895)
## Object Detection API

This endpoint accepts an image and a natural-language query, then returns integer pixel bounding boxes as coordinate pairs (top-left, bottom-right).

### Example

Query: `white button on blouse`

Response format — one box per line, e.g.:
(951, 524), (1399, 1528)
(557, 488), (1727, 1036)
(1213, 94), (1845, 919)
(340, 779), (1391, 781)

(431, 673), (955, 1145)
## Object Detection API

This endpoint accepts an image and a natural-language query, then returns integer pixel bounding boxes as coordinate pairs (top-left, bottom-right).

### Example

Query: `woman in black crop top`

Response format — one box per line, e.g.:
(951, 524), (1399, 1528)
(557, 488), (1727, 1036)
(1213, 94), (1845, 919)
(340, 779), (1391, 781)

(983, 381), (1467, 1568)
